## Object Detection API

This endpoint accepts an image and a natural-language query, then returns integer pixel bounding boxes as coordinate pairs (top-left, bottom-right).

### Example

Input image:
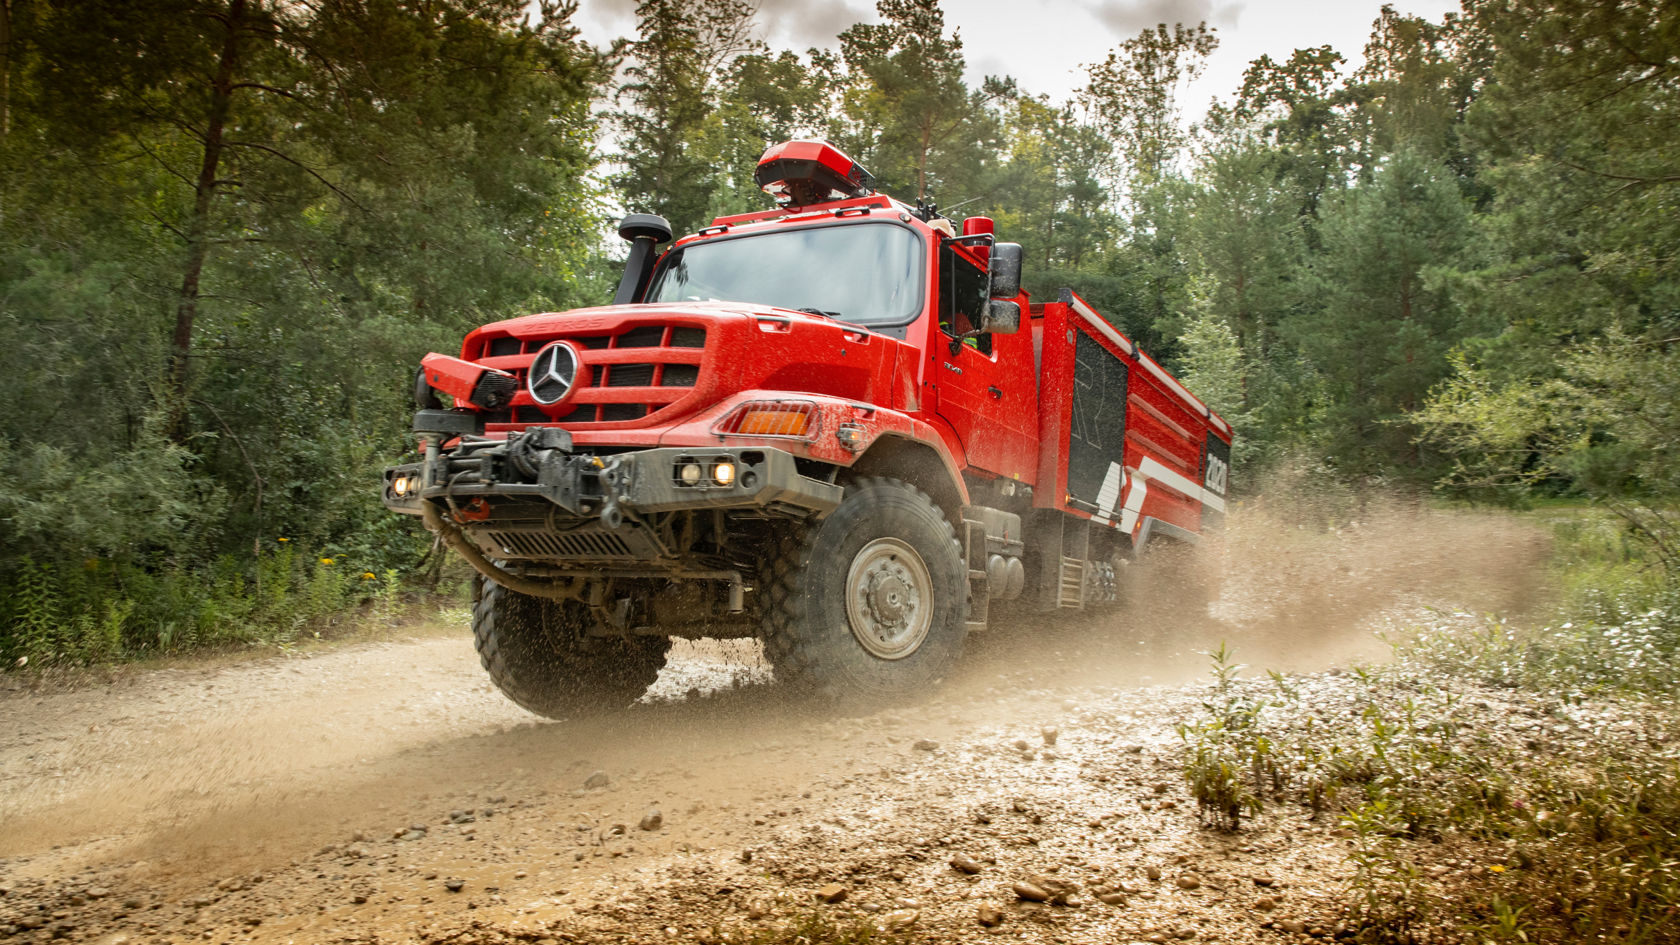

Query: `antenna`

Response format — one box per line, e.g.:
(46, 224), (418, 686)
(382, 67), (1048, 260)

(941, 194), (988, 215)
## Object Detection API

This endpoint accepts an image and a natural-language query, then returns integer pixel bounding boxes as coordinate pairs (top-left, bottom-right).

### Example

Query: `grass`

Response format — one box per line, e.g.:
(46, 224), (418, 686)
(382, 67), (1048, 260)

(1179, 506), (1680, 944)
(1, 544), (474, 672)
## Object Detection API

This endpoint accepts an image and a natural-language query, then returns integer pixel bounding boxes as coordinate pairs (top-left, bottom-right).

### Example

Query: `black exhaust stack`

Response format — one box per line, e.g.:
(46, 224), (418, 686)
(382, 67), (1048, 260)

(613, 213), (674, 305)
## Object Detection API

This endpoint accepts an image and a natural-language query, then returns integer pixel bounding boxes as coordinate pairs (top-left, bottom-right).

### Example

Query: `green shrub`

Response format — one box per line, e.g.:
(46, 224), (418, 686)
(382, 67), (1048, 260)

(0, 540), (423, 666)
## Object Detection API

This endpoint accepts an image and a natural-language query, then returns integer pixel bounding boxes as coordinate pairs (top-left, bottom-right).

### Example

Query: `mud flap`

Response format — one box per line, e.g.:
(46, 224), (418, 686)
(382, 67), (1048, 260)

(964, 518), (990, 631)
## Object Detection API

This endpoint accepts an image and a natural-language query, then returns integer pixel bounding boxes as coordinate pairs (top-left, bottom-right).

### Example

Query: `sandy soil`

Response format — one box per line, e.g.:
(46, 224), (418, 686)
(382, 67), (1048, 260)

(0, 506), (1553, 944)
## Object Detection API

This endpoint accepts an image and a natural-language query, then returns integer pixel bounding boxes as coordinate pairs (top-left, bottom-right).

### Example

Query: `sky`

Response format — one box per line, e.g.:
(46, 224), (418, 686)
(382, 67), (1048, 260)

(570, 0), (1466, 115)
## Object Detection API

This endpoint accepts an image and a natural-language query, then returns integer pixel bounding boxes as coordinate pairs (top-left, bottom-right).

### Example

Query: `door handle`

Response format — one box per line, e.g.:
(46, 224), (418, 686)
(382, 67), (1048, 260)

(987, 386), (1003, 399)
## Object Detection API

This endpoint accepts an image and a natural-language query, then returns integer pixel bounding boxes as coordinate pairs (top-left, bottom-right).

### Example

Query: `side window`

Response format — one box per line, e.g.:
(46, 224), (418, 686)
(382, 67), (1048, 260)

(938, 243), (993, 356)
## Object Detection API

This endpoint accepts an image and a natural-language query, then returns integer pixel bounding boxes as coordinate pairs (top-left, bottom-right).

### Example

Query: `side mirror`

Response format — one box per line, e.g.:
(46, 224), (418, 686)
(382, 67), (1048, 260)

(949, 299), (1021, 355)
(988, 242), (1023, 299)
(980, 299), (1020, 335)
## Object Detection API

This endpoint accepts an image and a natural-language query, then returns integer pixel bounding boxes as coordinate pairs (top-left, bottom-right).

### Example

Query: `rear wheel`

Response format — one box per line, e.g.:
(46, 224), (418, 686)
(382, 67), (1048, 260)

(761, 477), (967, 701)
(472, 578), (670, 718)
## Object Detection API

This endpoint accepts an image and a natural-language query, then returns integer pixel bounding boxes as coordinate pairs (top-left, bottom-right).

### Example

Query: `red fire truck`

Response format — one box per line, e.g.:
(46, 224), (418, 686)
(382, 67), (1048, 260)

(384, 140), (1232, 715)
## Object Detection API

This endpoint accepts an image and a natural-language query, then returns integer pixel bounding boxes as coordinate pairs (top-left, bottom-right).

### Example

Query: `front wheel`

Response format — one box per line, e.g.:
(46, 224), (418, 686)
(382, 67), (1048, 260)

(472, 578), (670, 719)
(761, 477), (968, 701)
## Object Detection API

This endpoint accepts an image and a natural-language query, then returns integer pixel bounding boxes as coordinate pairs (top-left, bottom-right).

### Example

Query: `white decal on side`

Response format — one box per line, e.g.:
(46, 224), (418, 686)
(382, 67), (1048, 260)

(1119, 468), (1149, 535)
(1094, 462), (1123, 524)
(1121, 455), (1228, 536)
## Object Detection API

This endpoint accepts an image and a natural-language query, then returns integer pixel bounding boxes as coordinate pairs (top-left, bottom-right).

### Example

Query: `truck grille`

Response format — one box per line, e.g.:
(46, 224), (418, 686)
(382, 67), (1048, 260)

(474, 323), (706, 429)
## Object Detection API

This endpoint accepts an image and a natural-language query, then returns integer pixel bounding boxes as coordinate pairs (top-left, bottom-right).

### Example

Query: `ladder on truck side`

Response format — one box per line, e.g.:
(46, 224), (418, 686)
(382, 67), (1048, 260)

(1026, 511), (1092, 611)
(1058, 557), (1086, 610)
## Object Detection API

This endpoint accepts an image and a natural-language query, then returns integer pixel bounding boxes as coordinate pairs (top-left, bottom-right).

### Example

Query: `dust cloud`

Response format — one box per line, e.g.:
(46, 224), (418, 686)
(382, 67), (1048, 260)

(0, 486), (1550, 899)
(970, 475), (1549, 698)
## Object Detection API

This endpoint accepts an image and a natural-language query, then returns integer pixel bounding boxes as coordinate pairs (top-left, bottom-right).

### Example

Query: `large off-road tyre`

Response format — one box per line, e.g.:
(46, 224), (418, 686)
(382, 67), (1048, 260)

(471, 578), (670, 719)
(761, 477), (968, 702)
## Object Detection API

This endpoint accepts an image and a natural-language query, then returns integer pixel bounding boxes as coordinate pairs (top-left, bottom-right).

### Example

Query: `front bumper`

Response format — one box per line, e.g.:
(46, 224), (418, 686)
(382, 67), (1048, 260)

(382, 426), (841, 563)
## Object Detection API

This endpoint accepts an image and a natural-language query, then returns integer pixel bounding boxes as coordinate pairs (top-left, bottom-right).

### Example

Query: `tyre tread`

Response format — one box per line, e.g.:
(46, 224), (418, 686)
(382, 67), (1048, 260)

(760, 476), (965, 701)
(471, 579), (669, 718)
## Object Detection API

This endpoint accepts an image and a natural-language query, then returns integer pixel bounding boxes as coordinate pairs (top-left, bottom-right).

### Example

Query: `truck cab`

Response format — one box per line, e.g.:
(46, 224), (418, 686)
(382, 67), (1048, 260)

(384, 140), (1231, 716)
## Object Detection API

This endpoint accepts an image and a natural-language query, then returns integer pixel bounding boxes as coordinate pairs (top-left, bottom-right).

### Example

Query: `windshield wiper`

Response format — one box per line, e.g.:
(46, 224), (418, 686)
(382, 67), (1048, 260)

(795, 307), (843, 319)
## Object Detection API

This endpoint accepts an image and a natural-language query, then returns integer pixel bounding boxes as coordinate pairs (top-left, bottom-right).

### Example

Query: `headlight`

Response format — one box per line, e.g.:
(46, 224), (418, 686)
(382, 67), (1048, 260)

(680, 463), (703, 486)
(712, 462), (736, 486)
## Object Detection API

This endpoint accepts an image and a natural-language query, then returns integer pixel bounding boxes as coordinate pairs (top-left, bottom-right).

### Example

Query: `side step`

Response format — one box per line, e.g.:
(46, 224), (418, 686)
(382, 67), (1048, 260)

(1057, 556), (1085, 609)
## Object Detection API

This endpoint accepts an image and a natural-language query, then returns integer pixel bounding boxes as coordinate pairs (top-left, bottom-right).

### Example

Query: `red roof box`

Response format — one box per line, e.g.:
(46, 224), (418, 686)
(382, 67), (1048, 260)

(754, 140), (877, 209)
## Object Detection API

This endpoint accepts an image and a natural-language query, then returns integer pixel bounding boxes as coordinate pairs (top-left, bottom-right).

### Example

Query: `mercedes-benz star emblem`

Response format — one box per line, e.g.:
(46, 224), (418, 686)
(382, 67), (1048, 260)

(528, 341), (584, 406)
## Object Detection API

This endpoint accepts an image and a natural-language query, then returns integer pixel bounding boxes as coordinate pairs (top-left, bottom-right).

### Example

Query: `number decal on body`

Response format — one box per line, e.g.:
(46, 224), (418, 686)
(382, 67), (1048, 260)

(1204, 455), (1228, 496)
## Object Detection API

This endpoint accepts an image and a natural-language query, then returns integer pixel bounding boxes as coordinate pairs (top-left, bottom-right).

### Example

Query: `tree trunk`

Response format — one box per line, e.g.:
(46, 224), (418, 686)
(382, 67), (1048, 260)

(164, 0), (246, 441)
(1, 0), (12, 143)
(0, 0), (12, 230)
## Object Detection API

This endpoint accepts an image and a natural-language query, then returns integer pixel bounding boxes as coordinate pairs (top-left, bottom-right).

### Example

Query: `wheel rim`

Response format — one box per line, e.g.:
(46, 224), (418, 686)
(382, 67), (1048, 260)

(844, 537), (934, 660)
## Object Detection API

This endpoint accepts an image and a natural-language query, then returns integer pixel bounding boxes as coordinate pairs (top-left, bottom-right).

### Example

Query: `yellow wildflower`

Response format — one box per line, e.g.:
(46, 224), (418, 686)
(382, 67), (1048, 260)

(1489, 864), (1505, 873)
(277, 537), (290, 542)
(361, 572), (376, 580)
(320, 557), (334, 566)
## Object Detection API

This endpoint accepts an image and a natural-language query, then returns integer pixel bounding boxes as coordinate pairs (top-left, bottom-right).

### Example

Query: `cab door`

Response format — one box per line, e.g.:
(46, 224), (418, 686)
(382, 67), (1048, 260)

(930, 242), (1037, 480)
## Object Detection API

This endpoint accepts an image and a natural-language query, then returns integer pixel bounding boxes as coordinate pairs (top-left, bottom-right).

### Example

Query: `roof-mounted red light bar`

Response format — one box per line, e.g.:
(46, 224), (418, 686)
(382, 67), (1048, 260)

(754, 140), (877, 210)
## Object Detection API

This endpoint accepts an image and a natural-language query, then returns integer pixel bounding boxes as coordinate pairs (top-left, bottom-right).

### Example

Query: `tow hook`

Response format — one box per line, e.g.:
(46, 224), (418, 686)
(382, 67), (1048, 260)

(600, 501), (624, 529)
(599, 457), (628, 529)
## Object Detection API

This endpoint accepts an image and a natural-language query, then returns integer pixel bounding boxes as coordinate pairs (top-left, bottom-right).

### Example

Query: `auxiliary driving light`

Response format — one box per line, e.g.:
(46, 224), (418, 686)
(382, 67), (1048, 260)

(835, 422), (867, 452)
(680, 463), (703, 486)
(712, 462), (737, 486)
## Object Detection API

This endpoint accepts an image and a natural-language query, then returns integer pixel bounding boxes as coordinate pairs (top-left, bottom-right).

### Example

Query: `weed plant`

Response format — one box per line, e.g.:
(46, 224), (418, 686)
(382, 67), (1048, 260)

(1177, 643), (1276, 829)
(1181, 637), (1679, 943)
(1177, 509), (1680, 944)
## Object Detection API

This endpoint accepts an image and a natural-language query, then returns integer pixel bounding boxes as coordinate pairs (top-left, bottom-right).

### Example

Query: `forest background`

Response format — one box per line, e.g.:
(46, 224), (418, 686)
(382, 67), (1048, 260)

(0, 0), (1673, 662)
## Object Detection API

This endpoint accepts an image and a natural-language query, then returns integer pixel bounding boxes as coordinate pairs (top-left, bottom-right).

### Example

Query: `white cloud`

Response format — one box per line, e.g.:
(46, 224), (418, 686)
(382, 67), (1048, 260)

(1080, 0), (1244, 36)
(571, 0), (870, 53)
(755, 0), (874, 50)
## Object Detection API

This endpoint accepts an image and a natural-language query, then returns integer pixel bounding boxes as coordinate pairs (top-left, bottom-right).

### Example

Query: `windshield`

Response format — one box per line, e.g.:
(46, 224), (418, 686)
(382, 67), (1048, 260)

(645, 222), (924, 327)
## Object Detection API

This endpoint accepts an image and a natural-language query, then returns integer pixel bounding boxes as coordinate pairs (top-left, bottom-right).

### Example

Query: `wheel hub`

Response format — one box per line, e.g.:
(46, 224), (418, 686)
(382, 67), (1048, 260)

(869, 573), (909, 622)
(845, 538), (933, 660)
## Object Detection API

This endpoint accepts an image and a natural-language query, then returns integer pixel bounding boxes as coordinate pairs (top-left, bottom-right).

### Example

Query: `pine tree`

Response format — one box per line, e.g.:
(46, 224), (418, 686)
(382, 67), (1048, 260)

(1293, 149), (1473, 476)
(611, 0), (759, 237)
(833, 0), (1003, 206)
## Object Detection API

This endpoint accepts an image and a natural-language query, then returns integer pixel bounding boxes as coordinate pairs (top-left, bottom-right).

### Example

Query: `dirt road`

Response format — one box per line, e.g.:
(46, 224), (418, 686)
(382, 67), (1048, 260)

(0, 509), (1550, 944)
